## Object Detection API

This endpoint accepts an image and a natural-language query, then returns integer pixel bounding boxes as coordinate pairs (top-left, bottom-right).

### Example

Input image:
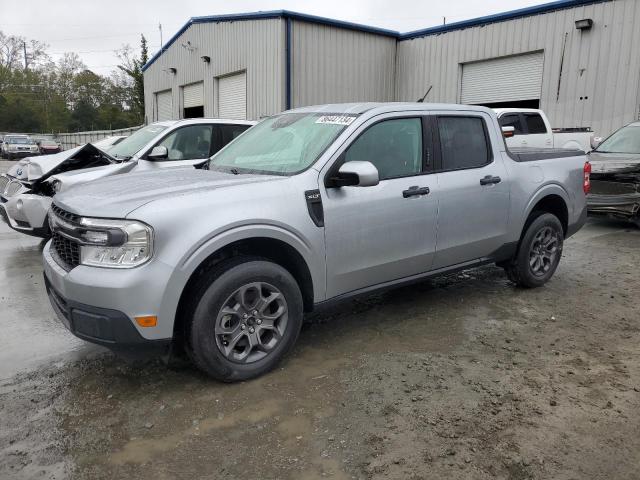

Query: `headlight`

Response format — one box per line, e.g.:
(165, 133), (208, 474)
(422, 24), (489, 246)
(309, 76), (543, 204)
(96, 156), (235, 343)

(77, 218), (153, 268)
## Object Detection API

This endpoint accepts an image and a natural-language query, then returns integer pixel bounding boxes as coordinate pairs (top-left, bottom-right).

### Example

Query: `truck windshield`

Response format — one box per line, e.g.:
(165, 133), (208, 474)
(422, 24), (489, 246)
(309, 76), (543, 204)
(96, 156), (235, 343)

(209, 112), (357, 175)
(595, 124), (640, 154)
(107, 124), (168, 160)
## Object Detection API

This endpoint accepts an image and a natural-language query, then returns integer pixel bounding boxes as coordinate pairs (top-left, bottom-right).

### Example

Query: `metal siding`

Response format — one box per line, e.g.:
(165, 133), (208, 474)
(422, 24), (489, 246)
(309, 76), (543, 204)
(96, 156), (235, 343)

(182, 82), (204, 108)
(461, 52), (544, 104)
(218, 72), (247, 119)
(143, 19), (285, 121)
(395, 0), (640, 137)
(156, 90), (173, 121)
(290, 20), (396, 107)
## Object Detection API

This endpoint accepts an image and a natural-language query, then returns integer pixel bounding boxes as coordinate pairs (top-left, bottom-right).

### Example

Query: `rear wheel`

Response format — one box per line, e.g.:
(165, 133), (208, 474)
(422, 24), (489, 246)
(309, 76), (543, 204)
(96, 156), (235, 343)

(186, 258), (303, 382)
(505, 213), (564, 288)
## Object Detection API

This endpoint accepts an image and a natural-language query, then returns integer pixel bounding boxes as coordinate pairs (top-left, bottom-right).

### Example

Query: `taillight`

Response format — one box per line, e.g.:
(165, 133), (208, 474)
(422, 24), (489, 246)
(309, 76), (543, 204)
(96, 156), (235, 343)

(583, 161), (591, 194)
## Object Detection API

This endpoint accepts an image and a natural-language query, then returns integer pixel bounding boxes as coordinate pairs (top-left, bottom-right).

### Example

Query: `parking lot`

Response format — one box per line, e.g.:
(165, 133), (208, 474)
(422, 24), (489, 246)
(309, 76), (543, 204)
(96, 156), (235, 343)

(0, 158), (638, 480)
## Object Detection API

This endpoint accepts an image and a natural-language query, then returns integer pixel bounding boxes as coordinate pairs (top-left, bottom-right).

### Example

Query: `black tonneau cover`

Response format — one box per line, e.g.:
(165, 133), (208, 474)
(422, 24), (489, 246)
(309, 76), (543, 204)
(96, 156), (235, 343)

(508, 147), (585, 162)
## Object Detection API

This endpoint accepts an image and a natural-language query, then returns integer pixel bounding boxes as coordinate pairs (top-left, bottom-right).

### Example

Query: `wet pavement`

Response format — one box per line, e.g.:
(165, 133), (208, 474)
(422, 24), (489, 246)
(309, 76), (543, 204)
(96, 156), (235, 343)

(0, 220), (103, 380)
(1, 158), (639, 479)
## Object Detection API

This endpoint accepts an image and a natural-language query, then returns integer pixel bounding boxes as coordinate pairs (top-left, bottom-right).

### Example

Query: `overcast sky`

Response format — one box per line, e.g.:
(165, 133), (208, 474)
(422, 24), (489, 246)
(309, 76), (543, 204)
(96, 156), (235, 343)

(2, 0), (544, 75)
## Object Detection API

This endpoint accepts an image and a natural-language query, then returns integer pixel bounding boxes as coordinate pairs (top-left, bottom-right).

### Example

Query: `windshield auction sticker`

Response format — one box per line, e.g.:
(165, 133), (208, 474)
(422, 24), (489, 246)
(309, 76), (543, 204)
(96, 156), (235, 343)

(315, 115), (356, 126)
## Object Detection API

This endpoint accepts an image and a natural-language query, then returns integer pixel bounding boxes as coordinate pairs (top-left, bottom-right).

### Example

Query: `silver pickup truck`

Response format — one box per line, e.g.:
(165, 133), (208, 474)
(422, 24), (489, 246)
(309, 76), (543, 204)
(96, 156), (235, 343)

(43, 103), (589, 381)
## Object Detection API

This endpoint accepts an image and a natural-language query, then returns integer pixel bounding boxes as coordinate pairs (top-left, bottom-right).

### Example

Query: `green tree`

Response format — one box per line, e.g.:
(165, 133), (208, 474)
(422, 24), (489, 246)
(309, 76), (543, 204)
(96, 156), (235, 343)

(116, 35), (148, 123)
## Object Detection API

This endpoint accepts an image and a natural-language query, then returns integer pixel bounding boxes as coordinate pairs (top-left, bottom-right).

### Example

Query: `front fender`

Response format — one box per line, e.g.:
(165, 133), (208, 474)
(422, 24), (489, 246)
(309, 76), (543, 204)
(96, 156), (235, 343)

(157, 224), (325, 334)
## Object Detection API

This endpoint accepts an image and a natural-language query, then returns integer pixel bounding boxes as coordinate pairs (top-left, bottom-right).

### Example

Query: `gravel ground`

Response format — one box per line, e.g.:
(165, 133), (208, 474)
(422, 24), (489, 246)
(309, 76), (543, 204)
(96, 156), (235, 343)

(0, 159), (639, 479)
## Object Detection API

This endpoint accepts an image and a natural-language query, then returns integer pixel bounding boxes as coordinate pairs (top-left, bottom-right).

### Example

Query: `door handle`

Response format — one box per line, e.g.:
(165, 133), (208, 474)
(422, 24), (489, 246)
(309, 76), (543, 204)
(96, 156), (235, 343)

(480, 175), (502, 186)
(402, 186), (430, 198)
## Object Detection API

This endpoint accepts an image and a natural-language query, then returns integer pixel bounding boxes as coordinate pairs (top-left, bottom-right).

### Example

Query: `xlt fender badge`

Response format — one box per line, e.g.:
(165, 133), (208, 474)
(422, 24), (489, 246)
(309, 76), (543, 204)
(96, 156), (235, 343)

(304, 189), (324, 227)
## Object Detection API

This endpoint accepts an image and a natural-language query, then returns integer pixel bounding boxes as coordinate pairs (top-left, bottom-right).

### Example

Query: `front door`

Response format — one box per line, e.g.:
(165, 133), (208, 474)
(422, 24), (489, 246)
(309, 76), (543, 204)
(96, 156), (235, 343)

(322, 115), (438, 298)
(430, 113), (510, 269)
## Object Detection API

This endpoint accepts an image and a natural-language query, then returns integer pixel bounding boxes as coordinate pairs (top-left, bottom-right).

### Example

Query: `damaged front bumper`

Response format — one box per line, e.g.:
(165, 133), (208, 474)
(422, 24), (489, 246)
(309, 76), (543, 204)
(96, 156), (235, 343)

(0, 193), (52, 237)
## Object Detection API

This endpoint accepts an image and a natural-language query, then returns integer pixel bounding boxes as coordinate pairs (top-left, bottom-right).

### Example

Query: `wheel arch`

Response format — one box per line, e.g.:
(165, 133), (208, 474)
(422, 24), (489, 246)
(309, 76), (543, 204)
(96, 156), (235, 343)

(522, 185), (570, 236)
(172, 228), (318, 343)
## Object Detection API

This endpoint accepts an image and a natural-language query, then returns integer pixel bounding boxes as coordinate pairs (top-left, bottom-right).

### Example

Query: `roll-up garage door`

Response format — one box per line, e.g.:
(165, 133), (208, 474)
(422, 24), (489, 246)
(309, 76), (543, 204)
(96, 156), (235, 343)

(156, 90), (173, 121)
(218, 72), (247, 120)
(183, 82), (204, 108)
(460, 52), (544, 105)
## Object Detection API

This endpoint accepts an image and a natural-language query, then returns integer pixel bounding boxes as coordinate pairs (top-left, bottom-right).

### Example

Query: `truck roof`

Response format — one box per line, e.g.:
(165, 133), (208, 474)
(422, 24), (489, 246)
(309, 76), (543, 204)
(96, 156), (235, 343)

(152, 118), (257, 128)
(287, 102), (495, 116)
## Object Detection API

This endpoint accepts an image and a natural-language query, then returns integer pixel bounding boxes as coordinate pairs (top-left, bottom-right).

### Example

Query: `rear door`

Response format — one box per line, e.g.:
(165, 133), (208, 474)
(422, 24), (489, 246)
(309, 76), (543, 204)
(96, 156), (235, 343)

(322, 113), (438, 298)
(430, 112), (510, 269)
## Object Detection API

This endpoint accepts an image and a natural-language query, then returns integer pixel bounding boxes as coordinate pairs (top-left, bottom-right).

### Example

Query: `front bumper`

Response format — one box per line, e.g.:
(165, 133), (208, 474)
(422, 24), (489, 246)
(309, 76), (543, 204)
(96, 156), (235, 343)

(42, 242), (177, 347)
(0, 193), (51, 237)
(8, 151), (39, 158)
(587, 193), (640, 220)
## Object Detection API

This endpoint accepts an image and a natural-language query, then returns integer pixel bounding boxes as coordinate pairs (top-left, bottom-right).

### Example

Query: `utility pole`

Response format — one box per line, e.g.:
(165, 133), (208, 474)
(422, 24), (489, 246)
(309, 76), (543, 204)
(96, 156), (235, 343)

(159, 23), (164, 52)
(23, 41), (28, 69)
(443, 16), (446, 25)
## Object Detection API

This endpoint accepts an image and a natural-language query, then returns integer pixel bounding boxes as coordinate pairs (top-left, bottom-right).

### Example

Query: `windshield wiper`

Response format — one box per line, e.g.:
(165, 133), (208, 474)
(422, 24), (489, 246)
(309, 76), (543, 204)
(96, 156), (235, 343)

(230, 168), (239, 175)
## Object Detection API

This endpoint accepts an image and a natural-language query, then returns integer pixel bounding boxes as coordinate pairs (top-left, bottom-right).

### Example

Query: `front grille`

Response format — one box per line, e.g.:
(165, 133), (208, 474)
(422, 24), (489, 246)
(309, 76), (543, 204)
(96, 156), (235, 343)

(51, 204), (81, 224)
(51, 232), (81, 271)
(50, 205), (82, 271)
(0, 175), (9, 195)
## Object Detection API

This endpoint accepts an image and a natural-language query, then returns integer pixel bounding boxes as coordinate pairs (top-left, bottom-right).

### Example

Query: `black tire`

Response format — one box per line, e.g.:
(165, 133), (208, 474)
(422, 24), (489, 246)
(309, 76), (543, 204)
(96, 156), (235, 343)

(185, 257), (303, 382)
(505, 212), (564, 288)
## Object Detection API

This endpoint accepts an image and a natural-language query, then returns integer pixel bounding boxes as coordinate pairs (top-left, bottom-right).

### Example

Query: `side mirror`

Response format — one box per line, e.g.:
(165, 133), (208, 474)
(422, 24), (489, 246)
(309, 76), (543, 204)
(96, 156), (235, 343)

(501, 126), (515, 138)
(329, 161), (379, 187)
(147, 145), (168, 160)
(591, 136), (602, 150)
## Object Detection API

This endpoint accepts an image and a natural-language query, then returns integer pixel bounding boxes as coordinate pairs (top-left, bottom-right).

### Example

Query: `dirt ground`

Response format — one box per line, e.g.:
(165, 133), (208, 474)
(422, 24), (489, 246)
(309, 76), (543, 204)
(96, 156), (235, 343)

(1, 212), (639, 479)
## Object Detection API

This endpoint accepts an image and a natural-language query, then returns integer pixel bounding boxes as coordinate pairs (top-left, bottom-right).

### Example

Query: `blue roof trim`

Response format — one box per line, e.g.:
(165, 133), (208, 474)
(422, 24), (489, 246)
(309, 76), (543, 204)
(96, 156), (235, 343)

(399, 0), (609, 40)
(142, 1), (607, 71)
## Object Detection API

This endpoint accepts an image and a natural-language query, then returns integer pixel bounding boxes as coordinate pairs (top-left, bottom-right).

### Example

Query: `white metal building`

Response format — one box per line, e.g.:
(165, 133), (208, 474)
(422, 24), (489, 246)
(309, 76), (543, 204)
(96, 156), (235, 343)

(143, 0), (640, 137)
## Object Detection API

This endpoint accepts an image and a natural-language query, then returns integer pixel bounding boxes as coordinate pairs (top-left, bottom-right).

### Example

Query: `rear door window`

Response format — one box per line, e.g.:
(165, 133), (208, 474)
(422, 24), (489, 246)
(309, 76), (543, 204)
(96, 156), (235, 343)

(213, 124), (251, 154)
(523, 114), (548, 134)
(437, 116), (492, 171)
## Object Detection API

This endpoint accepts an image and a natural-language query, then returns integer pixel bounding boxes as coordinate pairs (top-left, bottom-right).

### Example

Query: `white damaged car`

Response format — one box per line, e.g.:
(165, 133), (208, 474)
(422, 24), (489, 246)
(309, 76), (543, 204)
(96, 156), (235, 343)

(0, 118), (254, 237)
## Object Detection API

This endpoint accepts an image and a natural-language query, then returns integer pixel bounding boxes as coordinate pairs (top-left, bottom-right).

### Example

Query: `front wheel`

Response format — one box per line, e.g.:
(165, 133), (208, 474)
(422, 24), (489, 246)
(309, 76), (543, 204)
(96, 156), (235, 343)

(186, 258), (303, 382)
(505, 213), (564, 288)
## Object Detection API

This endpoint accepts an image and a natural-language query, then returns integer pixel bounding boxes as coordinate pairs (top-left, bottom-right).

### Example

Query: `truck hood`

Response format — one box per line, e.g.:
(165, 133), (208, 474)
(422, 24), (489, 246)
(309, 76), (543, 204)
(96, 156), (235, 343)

(5, 144), (116, 183)
(54, 168), (284, 218)
(588, 151), (640, 174)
